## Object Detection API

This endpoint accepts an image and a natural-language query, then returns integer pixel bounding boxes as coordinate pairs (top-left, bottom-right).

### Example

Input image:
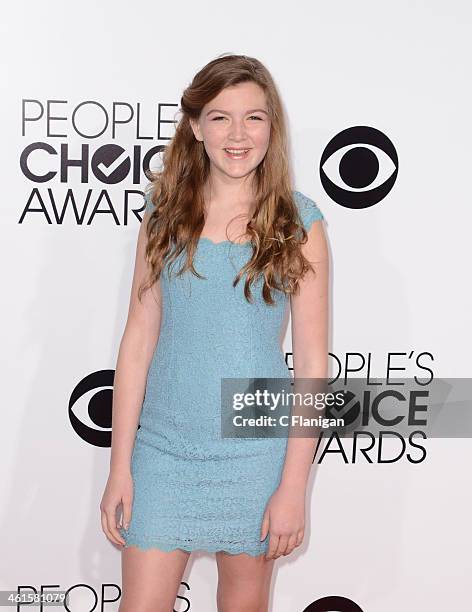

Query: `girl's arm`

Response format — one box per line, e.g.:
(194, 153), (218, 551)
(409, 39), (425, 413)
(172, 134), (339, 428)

(109, 211), (163, 475)
(280, 217), (329, 491)
(261, 217), (329, 559)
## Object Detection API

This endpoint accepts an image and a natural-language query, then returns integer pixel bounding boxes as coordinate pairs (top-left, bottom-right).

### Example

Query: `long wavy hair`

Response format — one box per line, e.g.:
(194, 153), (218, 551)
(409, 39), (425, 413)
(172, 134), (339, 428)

(139, 53), (319, 305)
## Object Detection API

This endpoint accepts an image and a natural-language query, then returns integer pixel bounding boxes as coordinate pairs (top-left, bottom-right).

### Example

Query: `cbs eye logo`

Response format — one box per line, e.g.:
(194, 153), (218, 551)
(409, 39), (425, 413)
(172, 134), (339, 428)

(320, 126), (398, 209)
(68, 369), (138, 447)
(303, 595), (364, 611)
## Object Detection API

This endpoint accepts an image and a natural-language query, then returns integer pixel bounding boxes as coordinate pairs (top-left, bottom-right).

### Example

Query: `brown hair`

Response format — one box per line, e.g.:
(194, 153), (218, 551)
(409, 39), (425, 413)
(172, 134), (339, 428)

(139, 53), (318, 305)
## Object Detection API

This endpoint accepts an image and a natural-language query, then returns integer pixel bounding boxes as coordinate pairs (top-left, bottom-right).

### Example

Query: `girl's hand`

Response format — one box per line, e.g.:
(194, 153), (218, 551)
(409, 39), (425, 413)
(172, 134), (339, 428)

(260, 483), (306, 559)
(100, 470), (133, 547)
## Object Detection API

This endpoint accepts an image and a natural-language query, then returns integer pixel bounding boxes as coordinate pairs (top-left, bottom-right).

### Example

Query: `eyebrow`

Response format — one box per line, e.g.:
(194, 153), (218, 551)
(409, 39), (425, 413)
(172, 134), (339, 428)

(206, 108), (269, 116)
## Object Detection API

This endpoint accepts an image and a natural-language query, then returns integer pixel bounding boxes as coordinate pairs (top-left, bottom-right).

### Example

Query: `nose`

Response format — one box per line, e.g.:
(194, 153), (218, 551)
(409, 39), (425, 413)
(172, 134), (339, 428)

(228, 118), (247, 142)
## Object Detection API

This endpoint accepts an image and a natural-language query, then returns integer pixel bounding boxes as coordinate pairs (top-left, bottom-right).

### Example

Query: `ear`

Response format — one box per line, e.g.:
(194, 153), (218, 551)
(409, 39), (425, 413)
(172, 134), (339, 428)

(189, 118), (203, 142)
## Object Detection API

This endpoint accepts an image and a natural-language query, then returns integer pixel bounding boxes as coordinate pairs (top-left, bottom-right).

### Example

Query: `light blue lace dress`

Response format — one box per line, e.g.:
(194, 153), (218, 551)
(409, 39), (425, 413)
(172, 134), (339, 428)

(119, 190), (324, 556)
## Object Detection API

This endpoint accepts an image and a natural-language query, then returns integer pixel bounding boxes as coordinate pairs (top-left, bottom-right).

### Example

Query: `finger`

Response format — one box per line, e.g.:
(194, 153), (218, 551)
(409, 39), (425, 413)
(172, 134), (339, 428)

(101, 510), (122, 547)
(273, 534), (289, 558)
(109, 507), (126, 546)
(265, 534), (279, 560)
(103, 510), (123, 547)
(283, 533), (298, 556)
(295, 529), (304, 547)
(260, 512), (269, 542)
(122, 497), (133, 531)
(104, 508), (125, 546)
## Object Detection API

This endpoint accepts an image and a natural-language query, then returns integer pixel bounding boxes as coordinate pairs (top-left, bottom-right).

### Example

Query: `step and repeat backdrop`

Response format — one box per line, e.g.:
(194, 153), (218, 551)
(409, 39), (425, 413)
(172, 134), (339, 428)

(2, 1), (471, 611)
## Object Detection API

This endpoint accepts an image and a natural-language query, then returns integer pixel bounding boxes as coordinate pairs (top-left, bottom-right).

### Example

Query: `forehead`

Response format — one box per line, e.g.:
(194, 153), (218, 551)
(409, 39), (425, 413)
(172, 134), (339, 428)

(204, 82), (268, 113)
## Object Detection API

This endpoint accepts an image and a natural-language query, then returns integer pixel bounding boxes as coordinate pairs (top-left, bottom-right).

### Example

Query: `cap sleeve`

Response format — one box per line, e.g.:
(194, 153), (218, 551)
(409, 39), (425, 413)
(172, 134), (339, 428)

(292, 190), (324, 232)
(144, 191), (154, 214)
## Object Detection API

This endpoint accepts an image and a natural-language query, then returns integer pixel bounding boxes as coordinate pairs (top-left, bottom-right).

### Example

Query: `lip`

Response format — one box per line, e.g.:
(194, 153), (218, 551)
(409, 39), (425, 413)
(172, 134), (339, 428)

(223, 148), (251, 160)
(223, 147), (252, 151)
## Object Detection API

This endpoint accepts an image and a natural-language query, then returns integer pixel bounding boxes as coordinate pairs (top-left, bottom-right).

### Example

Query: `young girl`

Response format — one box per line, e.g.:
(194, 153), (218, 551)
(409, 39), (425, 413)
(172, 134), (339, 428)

(100, 53), (329, 612)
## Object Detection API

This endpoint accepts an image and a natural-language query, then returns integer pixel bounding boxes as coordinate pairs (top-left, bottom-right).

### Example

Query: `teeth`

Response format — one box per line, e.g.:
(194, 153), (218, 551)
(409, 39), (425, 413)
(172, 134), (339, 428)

(225, 149), (249, 154)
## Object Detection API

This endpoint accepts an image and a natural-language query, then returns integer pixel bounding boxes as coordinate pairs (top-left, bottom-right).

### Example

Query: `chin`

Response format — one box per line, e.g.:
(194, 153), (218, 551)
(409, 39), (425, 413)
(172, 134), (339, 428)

(210, 160), (256, 179)
(225, 168), (257, 179)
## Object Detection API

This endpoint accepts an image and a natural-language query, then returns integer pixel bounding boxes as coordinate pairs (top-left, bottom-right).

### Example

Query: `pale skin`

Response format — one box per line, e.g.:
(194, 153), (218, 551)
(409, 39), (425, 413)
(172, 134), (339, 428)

(100, 81), (329, 612)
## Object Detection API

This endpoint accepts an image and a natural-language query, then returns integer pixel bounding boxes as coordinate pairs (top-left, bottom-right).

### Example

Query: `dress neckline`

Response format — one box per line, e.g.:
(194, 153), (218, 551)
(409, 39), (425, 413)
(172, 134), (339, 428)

(198, 236), (251, 248)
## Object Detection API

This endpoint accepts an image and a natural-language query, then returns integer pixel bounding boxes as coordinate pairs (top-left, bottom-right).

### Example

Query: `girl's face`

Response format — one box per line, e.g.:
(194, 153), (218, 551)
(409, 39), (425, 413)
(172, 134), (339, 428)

(190, 81), (271, 182)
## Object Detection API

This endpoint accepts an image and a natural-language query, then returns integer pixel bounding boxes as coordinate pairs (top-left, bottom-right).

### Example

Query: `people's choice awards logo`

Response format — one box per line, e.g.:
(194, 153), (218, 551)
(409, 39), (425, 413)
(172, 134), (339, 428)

(69, 369), (118, 447)
(19, 98), (174, 224)
(320, 126), (398, 209)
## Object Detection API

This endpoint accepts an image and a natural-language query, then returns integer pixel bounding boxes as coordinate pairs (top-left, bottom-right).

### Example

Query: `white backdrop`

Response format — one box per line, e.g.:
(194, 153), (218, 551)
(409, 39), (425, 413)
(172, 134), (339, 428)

(1, 1), (471, 610)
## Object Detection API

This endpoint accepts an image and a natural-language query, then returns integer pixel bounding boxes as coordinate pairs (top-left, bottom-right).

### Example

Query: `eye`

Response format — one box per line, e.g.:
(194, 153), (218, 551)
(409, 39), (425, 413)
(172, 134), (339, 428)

(211, 115), (226, 121)
(248, 115), (263, 120)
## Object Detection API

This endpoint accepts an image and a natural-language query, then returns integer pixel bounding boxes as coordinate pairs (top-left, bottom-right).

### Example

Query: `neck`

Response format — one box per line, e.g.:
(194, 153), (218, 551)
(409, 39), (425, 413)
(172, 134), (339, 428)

(203, 173), (256, 213)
